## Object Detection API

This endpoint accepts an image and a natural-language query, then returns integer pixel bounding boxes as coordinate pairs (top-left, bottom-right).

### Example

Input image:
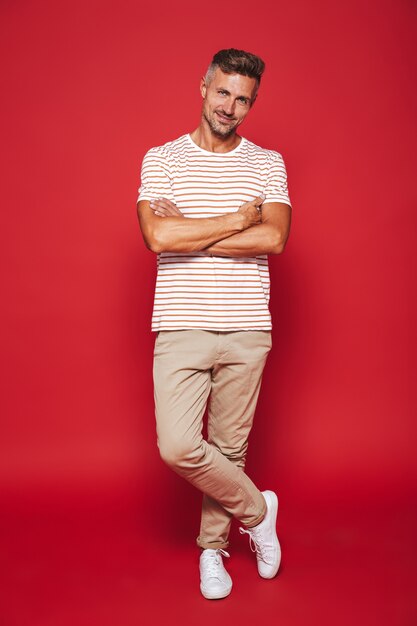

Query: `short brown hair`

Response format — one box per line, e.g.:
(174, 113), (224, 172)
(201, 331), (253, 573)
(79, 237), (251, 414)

(205, 48), (265, 87)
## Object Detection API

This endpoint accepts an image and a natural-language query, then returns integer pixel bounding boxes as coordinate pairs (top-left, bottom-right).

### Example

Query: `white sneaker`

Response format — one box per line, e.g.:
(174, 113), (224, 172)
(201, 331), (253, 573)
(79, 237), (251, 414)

(239, 490), (281, 579)
(199, 548), (233, 599)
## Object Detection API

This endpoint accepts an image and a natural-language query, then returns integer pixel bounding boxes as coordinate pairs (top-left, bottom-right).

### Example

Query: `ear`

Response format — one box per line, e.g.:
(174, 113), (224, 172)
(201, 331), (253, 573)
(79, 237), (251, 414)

(200, 76), (207, 98)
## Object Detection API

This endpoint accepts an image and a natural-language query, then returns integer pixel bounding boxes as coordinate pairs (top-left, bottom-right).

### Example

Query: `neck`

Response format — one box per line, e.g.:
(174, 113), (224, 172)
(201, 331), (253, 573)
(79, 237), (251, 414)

(189, 122), (242, 153)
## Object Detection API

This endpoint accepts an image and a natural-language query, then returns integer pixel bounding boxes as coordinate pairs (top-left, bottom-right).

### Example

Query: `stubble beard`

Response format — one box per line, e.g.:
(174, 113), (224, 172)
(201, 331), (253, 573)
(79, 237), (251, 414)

(203, 109), (238, 139)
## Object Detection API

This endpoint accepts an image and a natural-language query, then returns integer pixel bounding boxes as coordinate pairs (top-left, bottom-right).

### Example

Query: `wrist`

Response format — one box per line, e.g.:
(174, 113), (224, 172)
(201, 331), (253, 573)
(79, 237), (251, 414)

(232, 212), (247, 231)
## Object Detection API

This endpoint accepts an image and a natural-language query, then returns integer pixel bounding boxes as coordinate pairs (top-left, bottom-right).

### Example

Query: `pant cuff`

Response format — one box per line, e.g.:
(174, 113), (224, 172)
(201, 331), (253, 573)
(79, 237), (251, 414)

(196, 537), (230, 550)
(243, 497), (267, 528)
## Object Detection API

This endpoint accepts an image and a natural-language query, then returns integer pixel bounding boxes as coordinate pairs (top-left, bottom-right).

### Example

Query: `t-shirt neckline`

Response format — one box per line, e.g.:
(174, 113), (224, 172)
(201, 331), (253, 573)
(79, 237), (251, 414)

(186, 133), (245, 156)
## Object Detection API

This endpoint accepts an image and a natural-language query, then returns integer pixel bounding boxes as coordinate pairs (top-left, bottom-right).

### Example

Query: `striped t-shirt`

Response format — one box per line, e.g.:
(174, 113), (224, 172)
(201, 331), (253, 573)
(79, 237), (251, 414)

(137, 132), (292, 332)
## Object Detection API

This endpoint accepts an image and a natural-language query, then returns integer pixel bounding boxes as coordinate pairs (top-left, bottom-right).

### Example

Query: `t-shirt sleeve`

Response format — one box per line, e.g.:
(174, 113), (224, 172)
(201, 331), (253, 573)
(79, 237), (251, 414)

(263, 151), (292, 208)
(137, 148), (173, 203)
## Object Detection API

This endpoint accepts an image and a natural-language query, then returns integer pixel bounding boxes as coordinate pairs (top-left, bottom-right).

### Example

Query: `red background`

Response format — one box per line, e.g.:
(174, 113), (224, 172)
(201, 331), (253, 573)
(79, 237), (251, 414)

(1, 1), (416, 624)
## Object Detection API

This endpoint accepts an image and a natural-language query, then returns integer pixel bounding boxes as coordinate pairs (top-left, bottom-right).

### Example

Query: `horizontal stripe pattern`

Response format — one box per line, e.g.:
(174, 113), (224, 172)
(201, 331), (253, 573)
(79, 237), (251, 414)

(137, 133), (291, 331)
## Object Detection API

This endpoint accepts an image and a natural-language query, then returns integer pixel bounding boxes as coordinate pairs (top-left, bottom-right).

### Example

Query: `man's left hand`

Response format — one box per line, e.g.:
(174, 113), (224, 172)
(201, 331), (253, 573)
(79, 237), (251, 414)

(149, 198), (185, 218)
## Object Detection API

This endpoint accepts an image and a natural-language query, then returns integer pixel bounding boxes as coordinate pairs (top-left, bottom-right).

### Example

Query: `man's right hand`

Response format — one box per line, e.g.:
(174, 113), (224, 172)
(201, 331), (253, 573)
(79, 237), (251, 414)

(237, 195), (265, 229)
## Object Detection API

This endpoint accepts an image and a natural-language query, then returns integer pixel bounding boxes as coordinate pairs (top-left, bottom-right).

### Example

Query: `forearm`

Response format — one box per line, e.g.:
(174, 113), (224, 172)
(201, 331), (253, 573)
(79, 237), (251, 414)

(205, 223), (283, 257)
(150, 213), (248, 254)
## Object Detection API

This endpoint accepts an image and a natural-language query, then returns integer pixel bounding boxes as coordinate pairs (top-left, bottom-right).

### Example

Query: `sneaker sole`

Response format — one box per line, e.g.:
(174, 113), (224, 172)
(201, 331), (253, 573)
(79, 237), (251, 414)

(200, 583), (232, 600)
(259, 490), (281, 579)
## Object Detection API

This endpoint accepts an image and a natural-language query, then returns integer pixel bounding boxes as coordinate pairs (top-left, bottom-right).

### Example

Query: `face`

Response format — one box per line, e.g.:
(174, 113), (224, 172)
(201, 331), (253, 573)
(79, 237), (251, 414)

(200, 67), (258, 138)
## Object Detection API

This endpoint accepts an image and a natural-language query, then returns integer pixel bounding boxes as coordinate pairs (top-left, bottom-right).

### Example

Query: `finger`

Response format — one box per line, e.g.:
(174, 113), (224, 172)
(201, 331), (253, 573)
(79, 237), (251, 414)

(151, 199), (183, 216)
(159, 203), (183, 216)
(150, 199), (171, 211)
(154, 210), (166, 217)
(153, 205), (179, 217)
(152, 197), (176, 210)
(151, 206), (172, 216)
(253, 194), (265, 206)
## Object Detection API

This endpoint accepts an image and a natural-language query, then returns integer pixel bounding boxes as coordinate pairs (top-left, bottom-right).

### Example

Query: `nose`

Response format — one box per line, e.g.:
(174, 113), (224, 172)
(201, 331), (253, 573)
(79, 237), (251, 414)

(222, 98), (235, 116)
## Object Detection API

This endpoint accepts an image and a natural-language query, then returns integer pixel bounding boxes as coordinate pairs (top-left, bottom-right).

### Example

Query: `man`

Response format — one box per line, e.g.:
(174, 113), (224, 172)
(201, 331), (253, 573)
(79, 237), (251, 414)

(136, 48), (292, 600)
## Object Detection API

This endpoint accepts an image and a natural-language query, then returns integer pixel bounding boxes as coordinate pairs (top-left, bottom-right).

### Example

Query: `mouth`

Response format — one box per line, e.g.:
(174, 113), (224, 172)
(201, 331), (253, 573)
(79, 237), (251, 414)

(216, 111), (235, 124)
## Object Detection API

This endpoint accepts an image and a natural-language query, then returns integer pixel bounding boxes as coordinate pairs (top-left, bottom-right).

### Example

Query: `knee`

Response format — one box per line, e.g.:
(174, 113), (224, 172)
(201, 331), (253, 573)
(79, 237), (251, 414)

(158, 437), (203, 468)
(215, 441), (248, 467)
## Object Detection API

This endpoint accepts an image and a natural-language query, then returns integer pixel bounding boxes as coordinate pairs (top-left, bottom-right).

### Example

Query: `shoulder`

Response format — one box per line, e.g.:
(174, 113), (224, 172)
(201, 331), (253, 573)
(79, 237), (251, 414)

(243, 137), (285, 164)
(143, 134), (188, 161)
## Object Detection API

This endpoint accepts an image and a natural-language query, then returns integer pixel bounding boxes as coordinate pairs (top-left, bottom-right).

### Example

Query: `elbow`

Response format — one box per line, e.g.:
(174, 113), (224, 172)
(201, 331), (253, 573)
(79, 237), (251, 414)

(140, 229), (162, 253)
(143, 225), (166, 254)
(146, 237), (165, 254)
(146, 242), (161, 254)
(270, 233), (286, 255)
(137, 204), (166, 254)
(147, 236), (163, 254)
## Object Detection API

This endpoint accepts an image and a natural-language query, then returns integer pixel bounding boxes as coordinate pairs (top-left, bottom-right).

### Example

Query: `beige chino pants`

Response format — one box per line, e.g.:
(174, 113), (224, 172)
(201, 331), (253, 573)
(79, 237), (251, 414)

(153, 329), (272, 550)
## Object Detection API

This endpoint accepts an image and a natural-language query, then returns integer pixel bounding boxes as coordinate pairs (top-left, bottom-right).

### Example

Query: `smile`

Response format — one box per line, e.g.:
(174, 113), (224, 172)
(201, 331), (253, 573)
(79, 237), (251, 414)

(216, 112), (234, 123)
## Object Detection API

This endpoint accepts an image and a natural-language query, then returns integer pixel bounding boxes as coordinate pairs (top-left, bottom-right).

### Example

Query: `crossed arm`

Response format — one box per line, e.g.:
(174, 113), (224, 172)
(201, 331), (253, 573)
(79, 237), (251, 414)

(205, 201), (292, 256)
(136, 196), (292, 257)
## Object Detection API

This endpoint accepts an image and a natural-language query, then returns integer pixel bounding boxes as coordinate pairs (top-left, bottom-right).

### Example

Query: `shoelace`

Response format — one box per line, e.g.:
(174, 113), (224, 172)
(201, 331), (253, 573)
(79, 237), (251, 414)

(239, 526), (274, 565)
(201, 548), (230, 578)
